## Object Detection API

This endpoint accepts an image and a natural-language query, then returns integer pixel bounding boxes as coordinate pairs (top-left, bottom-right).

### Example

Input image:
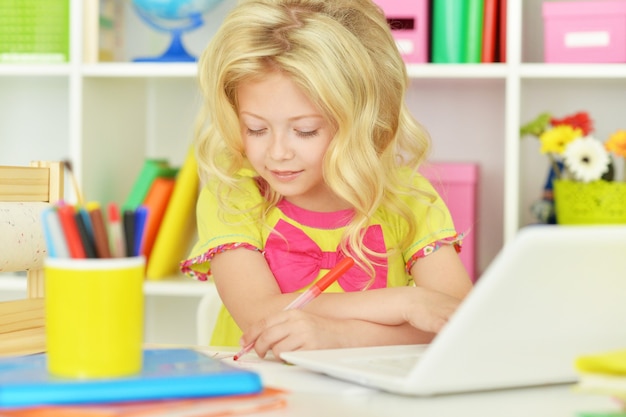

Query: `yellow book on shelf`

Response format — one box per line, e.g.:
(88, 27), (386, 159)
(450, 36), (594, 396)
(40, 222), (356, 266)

(146, 148), (199, 280)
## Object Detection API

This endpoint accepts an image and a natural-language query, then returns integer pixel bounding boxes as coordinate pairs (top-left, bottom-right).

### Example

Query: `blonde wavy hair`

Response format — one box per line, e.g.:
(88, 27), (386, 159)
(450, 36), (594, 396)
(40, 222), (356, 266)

(194, 0), (433, 280)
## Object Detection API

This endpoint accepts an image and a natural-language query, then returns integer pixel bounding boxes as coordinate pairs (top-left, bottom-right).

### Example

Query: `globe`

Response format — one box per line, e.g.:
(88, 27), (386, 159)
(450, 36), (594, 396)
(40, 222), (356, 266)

(130, 0), (225, 62)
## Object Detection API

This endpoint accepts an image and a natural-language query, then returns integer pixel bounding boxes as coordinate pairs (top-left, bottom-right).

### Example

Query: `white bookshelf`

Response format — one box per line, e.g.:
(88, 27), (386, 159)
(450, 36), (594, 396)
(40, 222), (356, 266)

(0, 273), (210, 345)
(2, 0), (624, 342)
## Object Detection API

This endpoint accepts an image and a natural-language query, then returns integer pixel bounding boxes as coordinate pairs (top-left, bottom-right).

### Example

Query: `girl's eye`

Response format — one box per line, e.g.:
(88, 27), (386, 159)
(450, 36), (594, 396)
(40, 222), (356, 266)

(296, 130), (319, 138)
(246, 128), (266, 137)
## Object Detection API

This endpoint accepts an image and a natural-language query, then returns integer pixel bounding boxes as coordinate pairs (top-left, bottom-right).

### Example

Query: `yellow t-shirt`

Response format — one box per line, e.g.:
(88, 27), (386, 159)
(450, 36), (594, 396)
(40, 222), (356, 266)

(181, 167), (460, 346)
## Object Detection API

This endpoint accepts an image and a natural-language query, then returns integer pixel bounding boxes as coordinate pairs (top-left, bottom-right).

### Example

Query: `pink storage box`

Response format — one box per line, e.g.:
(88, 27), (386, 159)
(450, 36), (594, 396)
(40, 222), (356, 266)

(543, 1), (626, 63)
(374, 0), (429, 63)
(420, 163), (479, 282)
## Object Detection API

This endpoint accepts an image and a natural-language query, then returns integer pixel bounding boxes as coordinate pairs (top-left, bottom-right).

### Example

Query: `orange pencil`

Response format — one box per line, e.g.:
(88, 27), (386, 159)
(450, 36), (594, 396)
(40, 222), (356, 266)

(233, 257), (355, 361)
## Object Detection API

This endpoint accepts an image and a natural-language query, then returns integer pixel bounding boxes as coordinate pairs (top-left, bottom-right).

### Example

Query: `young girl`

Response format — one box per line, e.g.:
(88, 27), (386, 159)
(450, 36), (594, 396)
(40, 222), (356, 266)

(181, 0), (473, 358)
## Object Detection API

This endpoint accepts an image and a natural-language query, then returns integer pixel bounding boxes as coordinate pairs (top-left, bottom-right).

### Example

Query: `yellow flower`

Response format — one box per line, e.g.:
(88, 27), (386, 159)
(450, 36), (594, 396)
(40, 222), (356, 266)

(605, 130), (626, 159)
(539, 125), (582, 154)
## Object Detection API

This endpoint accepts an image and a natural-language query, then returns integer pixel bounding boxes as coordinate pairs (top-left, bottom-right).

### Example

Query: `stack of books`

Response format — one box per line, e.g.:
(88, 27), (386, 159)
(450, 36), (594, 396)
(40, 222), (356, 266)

(574, 348), (626, 414)
(122, 148), (199, 280)
(375, 0), (508, 64)
(430, 0), (507, 64)
(0, 348), (286, 416)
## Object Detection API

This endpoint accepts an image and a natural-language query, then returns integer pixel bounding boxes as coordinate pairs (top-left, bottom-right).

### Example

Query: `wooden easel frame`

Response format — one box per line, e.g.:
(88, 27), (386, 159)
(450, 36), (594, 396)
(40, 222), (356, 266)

(0, 161), (64, 355)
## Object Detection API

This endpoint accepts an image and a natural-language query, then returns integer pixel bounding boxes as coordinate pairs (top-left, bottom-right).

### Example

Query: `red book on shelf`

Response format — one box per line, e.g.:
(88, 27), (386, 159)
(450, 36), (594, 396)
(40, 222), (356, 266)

(141, 177), (176, 260)
(482, 0), (498, 63)
(498, 0), (507, 62)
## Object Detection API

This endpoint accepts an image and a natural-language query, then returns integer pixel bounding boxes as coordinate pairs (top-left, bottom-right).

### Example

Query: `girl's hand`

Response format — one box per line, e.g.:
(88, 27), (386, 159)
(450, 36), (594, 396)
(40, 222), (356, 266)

(240, 309), (348, 359)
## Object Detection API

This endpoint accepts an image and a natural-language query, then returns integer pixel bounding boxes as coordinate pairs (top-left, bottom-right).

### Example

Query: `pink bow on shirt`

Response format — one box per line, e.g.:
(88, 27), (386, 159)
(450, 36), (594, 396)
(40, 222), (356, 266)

(264, 220), (388, 293)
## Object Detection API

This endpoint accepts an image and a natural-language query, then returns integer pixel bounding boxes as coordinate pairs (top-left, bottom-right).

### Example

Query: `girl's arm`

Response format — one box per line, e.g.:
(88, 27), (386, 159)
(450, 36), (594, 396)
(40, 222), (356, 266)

(214, 245), (473, 356)
(212, 245), (470, 330)
(210, 247), (305, 331)
(410, 244), (474, 300)
(299, 245), (473, 327)
(246, 312), (428, 358)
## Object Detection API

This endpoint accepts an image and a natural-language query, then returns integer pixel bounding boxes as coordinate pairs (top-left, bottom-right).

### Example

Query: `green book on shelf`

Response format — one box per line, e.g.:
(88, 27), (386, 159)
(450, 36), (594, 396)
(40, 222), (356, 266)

(122, 159), (179, 212)
(431, 0), (468, 63)
(465, 0), (485, 63)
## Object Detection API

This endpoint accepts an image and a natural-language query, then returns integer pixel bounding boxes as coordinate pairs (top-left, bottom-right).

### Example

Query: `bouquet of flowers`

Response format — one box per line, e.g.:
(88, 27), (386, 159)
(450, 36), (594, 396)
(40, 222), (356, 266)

(520, 111), (626, 224)
(520, 111), (626, 183)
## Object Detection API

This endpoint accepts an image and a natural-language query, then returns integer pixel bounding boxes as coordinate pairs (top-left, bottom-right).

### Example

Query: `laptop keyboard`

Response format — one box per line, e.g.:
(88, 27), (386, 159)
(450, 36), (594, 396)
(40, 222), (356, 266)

(348, 354), (422, 377)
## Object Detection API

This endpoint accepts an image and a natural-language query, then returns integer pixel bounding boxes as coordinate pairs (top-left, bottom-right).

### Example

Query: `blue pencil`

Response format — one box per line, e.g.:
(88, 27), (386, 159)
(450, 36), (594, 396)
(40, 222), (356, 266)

(133, 205), (149, 257)
(41, 207), (69, 258)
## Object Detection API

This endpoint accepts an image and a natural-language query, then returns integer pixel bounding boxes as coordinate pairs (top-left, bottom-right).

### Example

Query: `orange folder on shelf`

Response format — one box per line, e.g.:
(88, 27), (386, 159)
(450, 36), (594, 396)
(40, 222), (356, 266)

(140, 177), (176, 260)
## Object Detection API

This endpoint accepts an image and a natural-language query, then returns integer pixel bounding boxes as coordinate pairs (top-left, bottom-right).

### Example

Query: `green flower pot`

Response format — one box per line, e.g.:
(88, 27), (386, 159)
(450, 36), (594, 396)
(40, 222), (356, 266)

(553, 180), (626, 225)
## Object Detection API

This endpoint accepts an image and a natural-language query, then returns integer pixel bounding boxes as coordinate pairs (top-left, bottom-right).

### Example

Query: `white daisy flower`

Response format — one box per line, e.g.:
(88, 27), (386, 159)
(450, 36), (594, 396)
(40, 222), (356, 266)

(563, 136), (610, 183)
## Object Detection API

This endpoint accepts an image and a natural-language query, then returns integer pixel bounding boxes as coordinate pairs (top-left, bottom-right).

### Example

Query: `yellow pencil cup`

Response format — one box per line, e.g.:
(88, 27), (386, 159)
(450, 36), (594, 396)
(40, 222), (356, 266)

(44, 256), (145, 379)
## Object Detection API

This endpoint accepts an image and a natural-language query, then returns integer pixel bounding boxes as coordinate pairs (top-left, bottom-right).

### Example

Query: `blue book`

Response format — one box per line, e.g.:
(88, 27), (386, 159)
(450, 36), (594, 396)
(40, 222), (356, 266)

(0, 349), (262, 408)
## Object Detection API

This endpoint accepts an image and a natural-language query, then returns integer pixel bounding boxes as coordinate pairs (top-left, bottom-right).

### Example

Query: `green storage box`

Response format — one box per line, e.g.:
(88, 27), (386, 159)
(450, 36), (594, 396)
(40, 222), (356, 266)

(0, 0), (69, 63)
(554, 180), (626, 225)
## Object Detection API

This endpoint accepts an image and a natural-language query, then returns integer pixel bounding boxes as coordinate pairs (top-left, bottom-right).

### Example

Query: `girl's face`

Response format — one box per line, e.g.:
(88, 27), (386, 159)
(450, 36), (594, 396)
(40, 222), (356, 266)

(238, 71), (345, 211)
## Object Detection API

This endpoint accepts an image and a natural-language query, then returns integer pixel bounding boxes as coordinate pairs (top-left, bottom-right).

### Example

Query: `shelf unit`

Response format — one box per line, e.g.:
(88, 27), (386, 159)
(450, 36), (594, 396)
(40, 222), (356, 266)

(2, 0), (625, 292)
(0, 273), (210, 298)
(0, 272), (212, 345)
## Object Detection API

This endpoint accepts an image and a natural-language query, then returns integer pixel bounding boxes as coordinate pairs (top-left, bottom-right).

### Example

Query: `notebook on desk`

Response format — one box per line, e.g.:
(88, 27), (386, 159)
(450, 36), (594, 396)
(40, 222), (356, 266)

(280, 225), (626, 396)
(0, 348), (263, 408)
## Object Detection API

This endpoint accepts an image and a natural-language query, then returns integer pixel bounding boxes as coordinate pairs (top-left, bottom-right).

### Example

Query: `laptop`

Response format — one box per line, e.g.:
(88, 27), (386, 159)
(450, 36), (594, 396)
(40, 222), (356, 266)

(280, 225), (626, 396)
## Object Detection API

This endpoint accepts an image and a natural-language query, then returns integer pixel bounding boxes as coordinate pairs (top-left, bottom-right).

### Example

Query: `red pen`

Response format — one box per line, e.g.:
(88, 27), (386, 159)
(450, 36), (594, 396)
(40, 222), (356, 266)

(233, 257), (355, 361)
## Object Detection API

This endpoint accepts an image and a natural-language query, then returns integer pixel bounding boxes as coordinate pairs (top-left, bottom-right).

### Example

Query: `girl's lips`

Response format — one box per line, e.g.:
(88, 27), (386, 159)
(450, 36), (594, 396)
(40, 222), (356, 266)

(270, 170), (302, 181)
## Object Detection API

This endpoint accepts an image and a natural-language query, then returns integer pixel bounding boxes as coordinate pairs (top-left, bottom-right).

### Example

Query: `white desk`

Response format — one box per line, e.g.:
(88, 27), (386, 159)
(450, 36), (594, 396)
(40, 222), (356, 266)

(198, 347), (620, 417)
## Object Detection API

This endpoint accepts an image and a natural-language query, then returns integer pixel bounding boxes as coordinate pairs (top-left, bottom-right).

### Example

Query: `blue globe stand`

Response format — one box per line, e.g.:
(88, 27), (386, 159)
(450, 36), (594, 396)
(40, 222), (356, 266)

(132, 7), (204, 63)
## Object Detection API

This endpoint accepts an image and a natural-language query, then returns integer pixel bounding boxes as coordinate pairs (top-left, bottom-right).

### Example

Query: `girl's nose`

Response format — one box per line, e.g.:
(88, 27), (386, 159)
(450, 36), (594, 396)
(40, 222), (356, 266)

(268, 132), (294, 160)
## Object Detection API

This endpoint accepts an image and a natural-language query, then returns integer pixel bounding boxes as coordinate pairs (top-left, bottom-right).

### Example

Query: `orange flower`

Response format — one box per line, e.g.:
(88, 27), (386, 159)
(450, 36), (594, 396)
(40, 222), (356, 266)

(605, 130), (626, 159)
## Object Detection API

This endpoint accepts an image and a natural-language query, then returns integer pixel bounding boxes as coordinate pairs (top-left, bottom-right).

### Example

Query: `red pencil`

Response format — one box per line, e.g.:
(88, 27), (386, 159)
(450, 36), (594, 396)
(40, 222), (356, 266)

(57, 205), (87, 258)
